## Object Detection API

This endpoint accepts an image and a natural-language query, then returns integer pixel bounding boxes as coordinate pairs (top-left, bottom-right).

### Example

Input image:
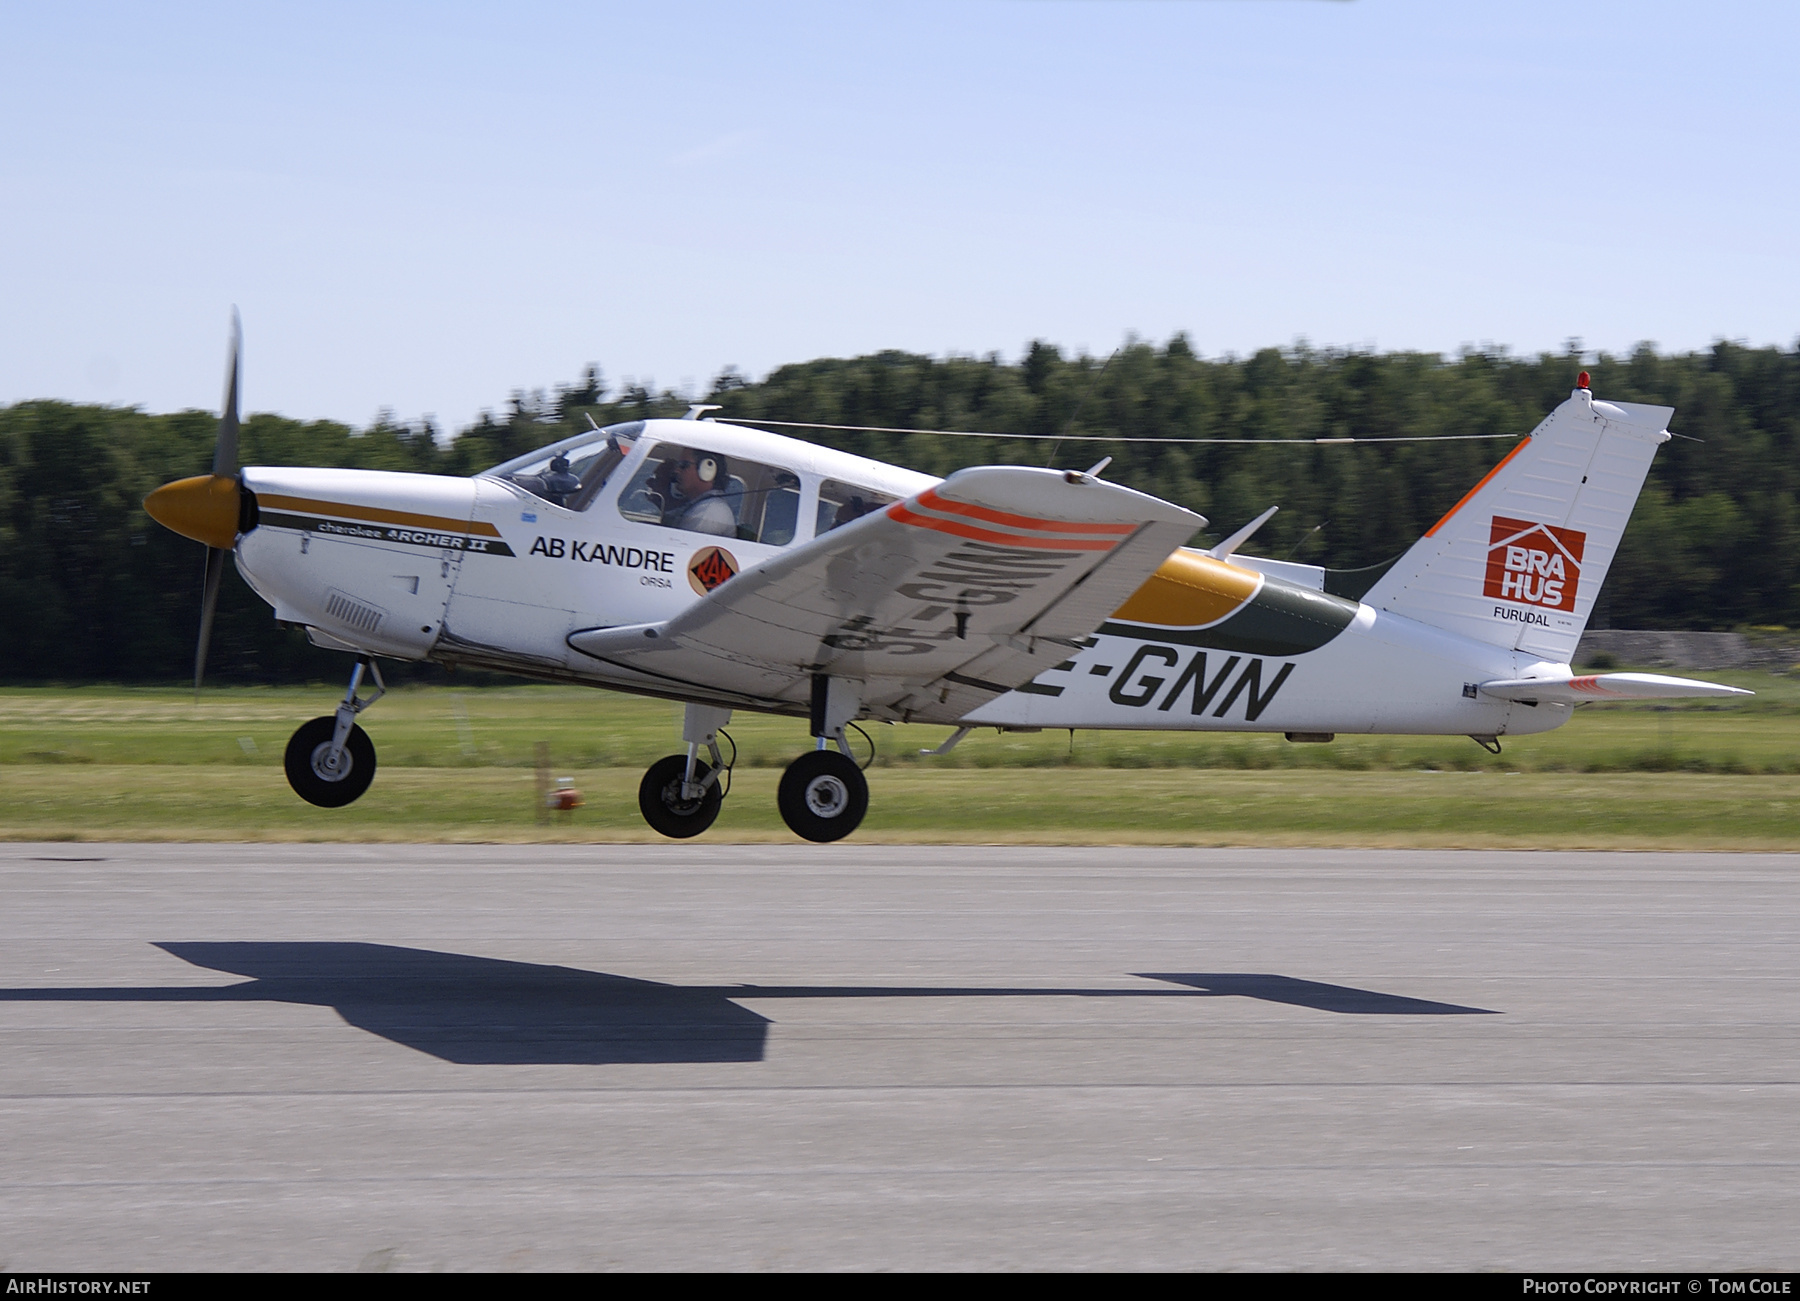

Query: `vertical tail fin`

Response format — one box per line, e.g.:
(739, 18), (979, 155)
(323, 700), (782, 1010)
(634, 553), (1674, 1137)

(1360, 386), (1672, 663)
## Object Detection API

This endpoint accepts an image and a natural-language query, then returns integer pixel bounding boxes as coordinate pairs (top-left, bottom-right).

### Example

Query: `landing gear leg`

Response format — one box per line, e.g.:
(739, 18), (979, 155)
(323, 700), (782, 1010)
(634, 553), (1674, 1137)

(777, 676), (870, 842)
(638, 704), (734, 839)
(284, 658), (385, 807)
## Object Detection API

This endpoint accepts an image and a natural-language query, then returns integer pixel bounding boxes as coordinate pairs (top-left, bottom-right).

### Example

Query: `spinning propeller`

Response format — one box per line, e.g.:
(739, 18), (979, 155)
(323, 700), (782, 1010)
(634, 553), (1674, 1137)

(143, 313), (251, 691)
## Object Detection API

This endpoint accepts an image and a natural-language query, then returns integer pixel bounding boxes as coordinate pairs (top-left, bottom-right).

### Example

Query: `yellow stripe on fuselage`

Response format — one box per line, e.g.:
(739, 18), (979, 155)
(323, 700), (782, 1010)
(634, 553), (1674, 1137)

(1110, 549), (1261, 629)
(256, 493), (501, 538)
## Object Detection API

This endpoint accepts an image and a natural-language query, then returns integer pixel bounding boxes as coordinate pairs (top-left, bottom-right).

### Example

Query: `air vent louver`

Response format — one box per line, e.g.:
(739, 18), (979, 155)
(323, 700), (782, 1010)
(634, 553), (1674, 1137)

(324, 589), (385, 633)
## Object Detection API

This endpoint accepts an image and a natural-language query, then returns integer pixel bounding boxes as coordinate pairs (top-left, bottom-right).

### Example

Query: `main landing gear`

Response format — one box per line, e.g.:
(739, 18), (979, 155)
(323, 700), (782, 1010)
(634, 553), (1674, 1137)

(285, 659), (384, 808)
(638, 703), (734, 839)
(636, 678), (873, 843)
(776, 746), (868, 843)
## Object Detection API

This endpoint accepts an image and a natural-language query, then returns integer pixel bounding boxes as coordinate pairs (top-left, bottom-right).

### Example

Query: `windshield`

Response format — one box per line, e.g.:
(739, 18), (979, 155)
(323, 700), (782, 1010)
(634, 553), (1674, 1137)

(484, 421), (644, 511)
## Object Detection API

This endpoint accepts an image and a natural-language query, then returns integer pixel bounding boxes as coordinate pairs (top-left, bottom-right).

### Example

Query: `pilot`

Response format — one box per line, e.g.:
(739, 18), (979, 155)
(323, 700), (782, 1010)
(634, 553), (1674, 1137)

(541, 454), (581, 506)
(653, 448), (737, 537)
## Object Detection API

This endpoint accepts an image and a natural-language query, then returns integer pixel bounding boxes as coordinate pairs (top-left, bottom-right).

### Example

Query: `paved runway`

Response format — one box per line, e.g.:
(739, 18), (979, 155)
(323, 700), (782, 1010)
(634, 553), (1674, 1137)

(0, 843), (1795, 1271)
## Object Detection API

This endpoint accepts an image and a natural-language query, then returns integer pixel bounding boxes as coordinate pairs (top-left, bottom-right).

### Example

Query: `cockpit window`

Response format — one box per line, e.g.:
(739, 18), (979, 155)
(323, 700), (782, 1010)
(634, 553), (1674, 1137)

(817, 479), (897, 535)
(617, 442), (801, 545)
(485, 422), (644, 511)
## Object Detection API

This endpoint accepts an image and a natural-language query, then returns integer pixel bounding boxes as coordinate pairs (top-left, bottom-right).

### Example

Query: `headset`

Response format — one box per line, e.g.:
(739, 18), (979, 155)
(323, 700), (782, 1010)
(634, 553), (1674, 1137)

(652, 451), (722, 505)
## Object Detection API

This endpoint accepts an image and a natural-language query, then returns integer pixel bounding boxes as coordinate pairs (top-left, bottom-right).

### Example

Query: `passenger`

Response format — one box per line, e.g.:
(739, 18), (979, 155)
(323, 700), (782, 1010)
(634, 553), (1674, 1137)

(832, 493), (875, 530)
(653, 448), (737, 537)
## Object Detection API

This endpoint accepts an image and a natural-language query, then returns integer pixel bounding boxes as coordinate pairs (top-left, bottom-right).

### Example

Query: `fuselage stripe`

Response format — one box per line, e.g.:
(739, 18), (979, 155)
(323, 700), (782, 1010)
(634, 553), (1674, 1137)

(259, 510), (516, 556)
(256, 493), (499, 537)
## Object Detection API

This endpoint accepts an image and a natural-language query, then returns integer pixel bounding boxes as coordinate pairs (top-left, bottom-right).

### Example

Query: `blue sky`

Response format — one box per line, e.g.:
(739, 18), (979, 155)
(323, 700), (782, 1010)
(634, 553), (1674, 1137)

(3, 1), (1796, 431)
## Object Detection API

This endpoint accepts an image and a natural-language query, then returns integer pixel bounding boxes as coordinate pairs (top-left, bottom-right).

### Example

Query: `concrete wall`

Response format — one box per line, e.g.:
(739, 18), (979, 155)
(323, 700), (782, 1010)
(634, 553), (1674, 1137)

(1574, 630), (1800, 671)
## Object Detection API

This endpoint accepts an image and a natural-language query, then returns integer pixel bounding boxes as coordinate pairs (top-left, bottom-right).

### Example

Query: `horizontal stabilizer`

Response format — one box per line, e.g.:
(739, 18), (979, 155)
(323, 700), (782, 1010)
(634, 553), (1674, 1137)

(1478, 672), (1752, 705)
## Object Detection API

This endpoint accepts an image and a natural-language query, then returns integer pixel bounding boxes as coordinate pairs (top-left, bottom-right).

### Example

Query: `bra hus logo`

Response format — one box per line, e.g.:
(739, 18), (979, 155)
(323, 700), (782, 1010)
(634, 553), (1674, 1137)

(1484, 516), (1585, 612)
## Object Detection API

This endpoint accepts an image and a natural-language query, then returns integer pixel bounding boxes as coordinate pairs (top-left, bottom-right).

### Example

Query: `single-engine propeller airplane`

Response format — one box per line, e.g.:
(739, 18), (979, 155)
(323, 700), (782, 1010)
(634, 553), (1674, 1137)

(145, 321), (1750, 841)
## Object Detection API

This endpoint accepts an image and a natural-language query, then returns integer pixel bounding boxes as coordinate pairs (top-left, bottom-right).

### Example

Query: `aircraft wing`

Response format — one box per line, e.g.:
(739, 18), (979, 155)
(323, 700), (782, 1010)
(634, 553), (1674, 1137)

(568, 466), (1205, 722)
(1478, 672), (1753, 705)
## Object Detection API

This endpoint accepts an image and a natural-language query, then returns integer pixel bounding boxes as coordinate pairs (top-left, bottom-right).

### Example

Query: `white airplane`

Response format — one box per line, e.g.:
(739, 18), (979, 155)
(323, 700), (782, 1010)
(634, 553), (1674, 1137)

(145, 324), (1749, 841)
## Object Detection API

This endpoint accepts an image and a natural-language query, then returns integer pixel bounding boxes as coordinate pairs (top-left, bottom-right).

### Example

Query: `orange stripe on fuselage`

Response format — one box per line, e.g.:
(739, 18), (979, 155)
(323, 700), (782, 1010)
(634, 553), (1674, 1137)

(915, 487), (1137, 536)
(1422, 437), (1530, 538)
(888, 503), (1120, 550)
(257, 493), (500, 537)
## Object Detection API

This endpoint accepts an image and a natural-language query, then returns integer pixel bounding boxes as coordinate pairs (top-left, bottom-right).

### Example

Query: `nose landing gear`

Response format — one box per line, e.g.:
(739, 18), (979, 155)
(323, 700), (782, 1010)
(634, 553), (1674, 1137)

(284, 659), (384, 808)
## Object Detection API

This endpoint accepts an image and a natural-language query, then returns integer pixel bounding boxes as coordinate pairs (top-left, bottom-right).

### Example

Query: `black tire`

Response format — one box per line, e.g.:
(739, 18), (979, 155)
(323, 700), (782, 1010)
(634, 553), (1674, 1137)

(777, 749), (869, 843)
(638, 753), (723, 839)
(284, 715), (377, 808)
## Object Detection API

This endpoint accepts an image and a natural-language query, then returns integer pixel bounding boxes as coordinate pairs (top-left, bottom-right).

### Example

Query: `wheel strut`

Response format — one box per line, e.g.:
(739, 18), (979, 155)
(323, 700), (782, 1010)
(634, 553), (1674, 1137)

(327, 659), (386, 771)
(781, 675), (870, 841)
(681, 703), (733, 801)
(638, 704), (737, 838)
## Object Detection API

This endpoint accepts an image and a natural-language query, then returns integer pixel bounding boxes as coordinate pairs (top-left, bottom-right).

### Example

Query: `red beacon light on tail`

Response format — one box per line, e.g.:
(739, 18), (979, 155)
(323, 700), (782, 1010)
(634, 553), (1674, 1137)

(1577, 371), (1591, 390)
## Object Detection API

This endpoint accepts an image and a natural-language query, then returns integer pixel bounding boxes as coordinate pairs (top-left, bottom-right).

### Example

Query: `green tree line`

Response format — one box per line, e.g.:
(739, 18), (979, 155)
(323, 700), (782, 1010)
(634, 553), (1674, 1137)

(2, 339), (1795, 682)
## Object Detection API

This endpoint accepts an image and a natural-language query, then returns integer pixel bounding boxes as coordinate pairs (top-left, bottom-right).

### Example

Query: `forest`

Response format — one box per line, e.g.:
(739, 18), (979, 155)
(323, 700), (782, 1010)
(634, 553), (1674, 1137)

(2, 337), (1795, 682)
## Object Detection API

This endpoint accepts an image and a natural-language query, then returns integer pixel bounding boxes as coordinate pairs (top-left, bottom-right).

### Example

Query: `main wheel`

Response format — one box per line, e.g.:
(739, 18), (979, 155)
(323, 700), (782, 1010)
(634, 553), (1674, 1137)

(284, 715), (377, 808)
(638, 753), (723, 839)
(777, 749), (869, 843)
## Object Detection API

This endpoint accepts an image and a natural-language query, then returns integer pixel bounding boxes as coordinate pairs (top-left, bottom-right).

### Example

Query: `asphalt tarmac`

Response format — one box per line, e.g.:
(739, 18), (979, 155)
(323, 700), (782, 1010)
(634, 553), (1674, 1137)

(0, 843), (1795, 1272)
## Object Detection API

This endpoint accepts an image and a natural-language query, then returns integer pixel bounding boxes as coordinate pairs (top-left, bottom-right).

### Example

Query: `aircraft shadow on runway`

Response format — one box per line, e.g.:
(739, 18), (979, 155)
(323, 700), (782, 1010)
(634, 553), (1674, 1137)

(0, 942), (1494, 1066)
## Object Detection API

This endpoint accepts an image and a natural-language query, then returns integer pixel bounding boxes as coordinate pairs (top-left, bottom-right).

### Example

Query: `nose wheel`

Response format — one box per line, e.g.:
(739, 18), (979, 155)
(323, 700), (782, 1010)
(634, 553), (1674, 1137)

(284, 657), (385, 808)
(777, 749), (869, 842)
(284, 715), (377, 807)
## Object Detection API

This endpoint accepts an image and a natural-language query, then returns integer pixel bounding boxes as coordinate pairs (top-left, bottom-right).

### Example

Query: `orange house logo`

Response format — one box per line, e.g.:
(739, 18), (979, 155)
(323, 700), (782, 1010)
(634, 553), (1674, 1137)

(1483, 516), (1585, 612)
(687, 545), (738, 595)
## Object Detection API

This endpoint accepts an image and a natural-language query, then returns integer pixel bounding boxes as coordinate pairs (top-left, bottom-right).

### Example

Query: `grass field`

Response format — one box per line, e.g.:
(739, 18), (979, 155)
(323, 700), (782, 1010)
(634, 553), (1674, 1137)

(2, 677), (1796, 846)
